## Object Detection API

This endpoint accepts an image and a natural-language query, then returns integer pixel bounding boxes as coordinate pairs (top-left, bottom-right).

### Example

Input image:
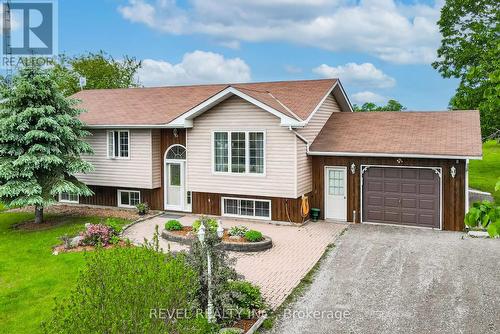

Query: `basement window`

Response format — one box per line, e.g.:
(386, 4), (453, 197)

(118, 190), (140, 208)
(59, 192), (79, 204)
(222, 197), (271, 220)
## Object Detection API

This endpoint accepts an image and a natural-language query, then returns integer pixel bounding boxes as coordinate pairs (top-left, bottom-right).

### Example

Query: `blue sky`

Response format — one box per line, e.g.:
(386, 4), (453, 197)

(56, 0), (458, 110)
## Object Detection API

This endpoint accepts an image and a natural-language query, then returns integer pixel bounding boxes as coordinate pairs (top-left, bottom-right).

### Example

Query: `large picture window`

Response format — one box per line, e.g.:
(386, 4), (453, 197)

(222, 197), (271, 220)
(213, 131), (265, 174)
(107, 130), (129, 159)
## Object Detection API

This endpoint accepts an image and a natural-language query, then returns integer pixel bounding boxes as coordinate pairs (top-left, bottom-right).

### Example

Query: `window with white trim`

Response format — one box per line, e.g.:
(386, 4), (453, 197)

(222, 197), (271, 219)
(107, 130), (129, 158)
(118, 190), (140, 208)
(213, 131), (265, 174)
(59, 192), (79, 203)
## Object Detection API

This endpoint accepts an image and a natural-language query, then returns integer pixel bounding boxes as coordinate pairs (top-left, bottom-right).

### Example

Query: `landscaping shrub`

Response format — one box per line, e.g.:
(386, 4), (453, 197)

(136, 202), (149, 215)
(81, 224), (113, 246)
(244, 230), (263, 242)
(165, 219), (183, 231)
(104, 218), (124, 234)
(465, 200), (500, 237)
(192, 217), (218, 232)
(228, 225), (248, 237)
(227, 280), (265, 318)
(42, 233), (211, 334)
(188, 217), (237, 323)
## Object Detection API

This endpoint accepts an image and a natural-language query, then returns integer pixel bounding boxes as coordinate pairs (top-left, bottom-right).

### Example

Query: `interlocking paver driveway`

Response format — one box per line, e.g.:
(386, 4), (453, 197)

(123, 215), (346, 309)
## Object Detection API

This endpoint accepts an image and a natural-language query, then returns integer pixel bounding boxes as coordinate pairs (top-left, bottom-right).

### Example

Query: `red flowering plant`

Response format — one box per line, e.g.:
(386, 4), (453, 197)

(81, 224), (113, 246)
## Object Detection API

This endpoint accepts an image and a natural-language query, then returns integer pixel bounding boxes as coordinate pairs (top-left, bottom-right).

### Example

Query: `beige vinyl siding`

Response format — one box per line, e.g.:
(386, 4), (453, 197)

(187, 95), (296, 198)
(296, 137), (312, 195)
(294, 93), (342, 195)
(76, 129), (155, 189)
(151, 129), (161, 188)
(298, 93), (342, 142)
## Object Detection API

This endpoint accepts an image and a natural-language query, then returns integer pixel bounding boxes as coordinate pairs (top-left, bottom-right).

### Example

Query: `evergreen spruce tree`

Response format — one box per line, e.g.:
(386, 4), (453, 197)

(0, 66), (94, 223)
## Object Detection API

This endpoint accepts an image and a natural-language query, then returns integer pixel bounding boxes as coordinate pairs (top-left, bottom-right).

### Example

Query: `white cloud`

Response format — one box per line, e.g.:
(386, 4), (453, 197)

(351, 91), (387, 104)
(284, 65), (303, 74)
(136, 50), (251, 86)
(313, 62), (395, 88)
(118, 0), (442, 64)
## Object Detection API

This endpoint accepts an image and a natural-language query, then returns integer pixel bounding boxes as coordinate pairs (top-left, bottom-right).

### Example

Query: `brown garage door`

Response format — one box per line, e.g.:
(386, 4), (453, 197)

(362, 167), (440, 228)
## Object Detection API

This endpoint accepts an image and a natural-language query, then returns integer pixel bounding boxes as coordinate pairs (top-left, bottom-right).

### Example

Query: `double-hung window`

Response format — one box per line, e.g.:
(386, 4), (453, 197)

(213, 131), (265, 174)
(107, 130), (129, 158)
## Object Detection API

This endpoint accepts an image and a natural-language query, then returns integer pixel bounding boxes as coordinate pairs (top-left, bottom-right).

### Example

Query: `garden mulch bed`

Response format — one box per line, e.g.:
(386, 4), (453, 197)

(169, 227), (248, 243)
(232, 318), (258, 332)
(10, 204), (157, 221)
(12, 220), (68, 231)
(53, 240), (130, 254)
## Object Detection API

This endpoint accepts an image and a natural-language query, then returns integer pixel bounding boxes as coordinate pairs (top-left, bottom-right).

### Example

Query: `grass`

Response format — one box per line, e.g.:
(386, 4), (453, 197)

(469, 140), (500, 203)
(0, 210), (131, 334)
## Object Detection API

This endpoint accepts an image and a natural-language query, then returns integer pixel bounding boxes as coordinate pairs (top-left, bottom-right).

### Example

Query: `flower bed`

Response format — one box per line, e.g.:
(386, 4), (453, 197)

(162, 225), (273, 252)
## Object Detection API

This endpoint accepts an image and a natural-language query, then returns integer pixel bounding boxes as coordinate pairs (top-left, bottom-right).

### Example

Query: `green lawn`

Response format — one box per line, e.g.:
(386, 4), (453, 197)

(469, 140), (500, 203)
(0, 211), (130, 334)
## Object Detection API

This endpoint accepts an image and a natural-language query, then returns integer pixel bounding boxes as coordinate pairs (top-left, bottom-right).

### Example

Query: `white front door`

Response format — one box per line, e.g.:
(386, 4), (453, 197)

(165, 161), (184, 211)
(325, 167), (347, 221)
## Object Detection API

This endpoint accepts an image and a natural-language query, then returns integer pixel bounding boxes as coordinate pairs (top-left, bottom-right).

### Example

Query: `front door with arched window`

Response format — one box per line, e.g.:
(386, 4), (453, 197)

(164, 145), (188, 211)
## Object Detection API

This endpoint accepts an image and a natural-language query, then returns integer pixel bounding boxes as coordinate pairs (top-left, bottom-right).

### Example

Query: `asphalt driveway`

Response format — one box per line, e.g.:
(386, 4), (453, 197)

(268, 224), (500, 334)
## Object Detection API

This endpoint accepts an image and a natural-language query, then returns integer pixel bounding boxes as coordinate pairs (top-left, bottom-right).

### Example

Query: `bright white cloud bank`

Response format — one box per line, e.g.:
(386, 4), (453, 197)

(313, 62), (396, 88)
(119, 0), (442, 64)
(351, 91), (387, 104)
(136, 50), (251, 86)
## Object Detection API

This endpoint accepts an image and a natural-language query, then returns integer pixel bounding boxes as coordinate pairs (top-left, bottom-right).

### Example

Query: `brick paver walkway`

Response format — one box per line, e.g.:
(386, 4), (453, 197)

(123, 214), (346, 309)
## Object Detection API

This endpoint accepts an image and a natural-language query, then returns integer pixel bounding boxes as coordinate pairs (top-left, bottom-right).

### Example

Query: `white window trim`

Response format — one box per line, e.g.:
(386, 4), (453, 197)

(117, 189), (141, 208)
(58, 192), (79, 204)
(211, 130), (266, 176)
(221, 196), (272, 220)
(107, 130), (131, 160)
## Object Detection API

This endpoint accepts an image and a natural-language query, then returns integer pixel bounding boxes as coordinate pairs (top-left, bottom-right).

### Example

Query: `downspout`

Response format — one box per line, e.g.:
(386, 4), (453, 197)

(288, 126), (311, 224)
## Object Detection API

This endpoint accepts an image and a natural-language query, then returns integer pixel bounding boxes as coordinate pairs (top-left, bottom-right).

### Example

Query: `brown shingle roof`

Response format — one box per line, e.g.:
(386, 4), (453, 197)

(74, 79), (337, 126)
(310, 110), (482, 158)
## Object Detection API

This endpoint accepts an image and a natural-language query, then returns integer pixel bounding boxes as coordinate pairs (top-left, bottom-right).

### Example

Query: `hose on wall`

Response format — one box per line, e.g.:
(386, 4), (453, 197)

(285, 195), (310, 224)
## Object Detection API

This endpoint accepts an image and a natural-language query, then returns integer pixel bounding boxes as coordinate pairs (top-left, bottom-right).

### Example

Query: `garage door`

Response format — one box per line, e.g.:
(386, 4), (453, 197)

(362, 167), (440, 228)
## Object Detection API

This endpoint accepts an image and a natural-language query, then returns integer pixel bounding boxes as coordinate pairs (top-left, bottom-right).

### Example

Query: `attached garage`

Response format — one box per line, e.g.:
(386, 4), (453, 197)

(309, 110), (483, 231)
(361, 166), (441, 229)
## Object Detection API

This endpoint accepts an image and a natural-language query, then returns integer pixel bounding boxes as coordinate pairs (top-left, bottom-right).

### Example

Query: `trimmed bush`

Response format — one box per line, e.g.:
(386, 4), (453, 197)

(104, 218), (124, 234)
(81, 224), (113, 246)
(227, 280), (265, 312)
(192, 217), (218, 232)
(136, 202), (149, 215)
(42, 237), (210, 333)
(228, 225), (248, 237)
(244, 230), (263, 242)
(165, 219), (183, 231)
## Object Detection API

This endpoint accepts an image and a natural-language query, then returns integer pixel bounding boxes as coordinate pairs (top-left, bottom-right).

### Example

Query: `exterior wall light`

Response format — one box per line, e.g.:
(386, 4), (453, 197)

(350, 163), (356, 175)
(450, 166), (456, 178)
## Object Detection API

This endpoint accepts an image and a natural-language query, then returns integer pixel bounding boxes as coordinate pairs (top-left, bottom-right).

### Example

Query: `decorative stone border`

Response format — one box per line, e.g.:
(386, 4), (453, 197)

(161, 230), (273, 252)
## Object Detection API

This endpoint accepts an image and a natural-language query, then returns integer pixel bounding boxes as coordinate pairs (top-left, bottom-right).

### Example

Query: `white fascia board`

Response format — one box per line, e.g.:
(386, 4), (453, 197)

(167, 86), (303, 128)
(307, 150), (482, 160)
(302, 80), (353, 126)
(86, 124), (180, 129)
